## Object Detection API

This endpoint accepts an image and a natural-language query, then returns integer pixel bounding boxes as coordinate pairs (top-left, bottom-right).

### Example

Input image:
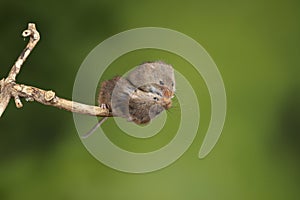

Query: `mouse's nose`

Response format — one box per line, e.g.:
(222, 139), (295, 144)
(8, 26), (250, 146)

(163, 89), (173, 98)
(162, 98), (172, 109)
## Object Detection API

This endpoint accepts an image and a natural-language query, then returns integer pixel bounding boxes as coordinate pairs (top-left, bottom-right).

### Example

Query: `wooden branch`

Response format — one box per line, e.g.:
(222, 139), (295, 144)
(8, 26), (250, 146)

(7, 23), (40, 82)
(0, 79), (12, 117)
(0, 23), (110, 118)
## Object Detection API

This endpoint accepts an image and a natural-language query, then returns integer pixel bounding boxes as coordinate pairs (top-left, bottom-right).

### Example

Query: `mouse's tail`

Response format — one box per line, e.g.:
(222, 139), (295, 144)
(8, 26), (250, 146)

(81, 117), (108, 139)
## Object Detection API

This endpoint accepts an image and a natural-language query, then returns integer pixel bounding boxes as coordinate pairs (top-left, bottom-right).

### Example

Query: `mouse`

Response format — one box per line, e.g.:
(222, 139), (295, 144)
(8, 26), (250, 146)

(81, 61), (175, 138)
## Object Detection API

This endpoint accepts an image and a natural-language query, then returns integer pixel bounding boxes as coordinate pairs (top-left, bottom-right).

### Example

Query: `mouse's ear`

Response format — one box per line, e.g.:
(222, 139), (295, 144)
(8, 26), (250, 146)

(127, 61), (175, 92)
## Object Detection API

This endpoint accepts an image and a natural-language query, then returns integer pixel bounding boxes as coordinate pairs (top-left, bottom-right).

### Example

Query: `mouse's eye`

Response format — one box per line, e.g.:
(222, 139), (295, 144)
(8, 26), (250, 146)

(153, 97), (159, 101)
(159, 80), (164, 85)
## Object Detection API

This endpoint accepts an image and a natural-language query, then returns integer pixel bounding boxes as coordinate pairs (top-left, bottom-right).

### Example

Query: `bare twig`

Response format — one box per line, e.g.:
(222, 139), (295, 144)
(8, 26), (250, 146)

(0, 23), (110, 117)
(7, 23), (40, 82)
(13, 83), (109, 116)
(0, 81), (12, 116)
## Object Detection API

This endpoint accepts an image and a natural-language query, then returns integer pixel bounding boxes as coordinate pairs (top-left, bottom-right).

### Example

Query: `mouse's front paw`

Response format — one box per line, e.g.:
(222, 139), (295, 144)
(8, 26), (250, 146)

(99, 103), (110, 115)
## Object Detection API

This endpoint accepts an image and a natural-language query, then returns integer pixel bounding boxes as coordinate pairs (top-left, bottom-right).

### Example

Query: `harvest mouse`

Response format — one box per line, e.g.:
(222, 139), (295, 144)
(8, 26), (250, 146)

(82, 61), (175, 138)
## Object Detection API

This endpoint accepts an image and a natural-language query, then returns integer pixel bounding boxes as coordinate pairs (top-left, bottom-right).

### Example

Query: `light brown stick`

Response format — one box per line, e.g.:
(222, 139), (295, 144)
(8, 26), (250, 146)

(0, 23), (110, 117)
(12, 83), (109, 116)
(7, 23), (40, 82)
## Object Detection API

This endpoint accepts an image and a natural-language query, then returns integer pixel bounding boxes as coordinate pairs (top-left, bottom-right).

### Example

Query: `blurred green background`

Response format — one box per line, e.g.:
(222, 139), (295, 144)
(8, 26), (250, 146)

(0, 0), (299, 199)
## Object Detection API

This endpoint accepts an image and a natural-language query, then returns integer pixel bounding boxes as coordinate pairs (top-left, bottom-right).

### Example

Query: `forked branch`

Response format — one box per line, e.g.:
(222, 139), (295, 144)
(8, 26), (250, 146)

(0, 23), (109, 117)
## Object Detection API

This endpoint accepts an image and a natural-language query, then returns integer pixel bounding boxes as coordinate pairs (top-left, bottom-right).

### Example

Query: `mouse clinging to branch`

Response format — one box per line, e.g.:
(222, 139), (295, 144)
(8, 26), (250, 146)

(82, 61), (176, 138)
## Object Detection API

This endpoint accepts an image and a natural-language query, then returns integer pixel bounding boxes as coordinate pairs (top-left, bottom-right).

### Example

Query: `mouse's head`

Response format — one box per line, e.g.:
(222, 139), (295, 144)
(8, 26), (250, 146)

(110, 61), (176, 124)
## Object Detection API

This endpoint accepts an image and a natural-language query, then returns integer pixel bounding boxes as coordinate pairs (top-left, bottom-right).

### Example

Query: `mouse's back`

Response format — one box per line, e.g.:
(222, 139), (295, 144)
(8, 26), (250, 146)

(126, 61), (175, 93)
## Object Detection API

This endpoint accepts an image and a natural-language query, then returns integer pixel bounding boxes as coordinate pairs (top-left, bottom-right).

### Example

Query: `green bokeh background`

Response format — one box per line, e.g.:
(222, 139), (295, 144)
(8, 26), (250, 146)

(0, 0), (299, 199)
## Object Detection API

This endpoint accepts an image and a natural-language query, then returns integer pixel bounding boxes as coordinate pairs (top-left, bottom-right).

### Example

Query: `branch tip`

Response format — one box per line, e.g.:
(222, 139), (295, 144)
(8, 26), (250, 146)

(22, 23), (39, 39)
(14, 95), (23, 108)
(22, 30), (31, 37)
